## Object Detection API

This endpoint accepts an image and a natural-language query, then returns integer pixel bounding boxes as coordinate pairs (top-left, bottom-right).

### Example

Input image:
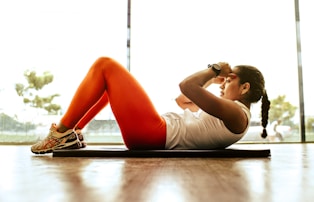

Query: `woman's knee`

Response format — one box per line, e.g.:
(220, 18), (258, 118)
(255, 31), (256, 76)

(91, 57), (123, 73)
(95, 57), (120, 67)
(96, 56), (112, 63)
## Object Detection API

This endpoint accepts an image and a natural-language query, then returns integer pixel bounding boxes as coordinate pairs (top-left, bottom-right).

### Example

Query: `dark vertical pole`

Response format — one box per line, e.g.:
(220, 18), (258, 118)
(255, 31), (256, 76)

(294, 0), (306, 142)
(127, 0), (131, 71)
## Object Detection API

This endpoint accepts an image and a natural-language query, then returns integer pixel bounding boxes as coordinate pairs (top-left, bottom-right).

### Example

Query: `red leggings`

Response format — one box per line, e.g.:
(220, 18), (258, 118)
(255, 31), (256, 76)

(61, 57), (167, 149)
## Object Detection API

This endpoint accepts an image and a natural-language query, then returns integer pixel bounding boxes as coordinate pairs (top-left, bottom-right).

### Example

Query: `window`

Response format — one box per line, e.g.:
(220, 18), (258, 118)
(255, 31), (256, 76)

(0, 0), (127, 143)
(130, 0), (302, 143)
(299, 0), (314, 141)
(0, 0), (312, 144)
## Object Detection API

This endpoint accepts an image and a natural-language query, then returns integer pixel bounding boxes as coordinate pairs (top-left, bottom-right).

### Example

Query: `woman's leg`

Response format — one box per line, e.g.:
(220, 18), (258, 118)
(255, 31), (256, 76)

(60, 57), (166, 149)
(72, 92), (109, 130)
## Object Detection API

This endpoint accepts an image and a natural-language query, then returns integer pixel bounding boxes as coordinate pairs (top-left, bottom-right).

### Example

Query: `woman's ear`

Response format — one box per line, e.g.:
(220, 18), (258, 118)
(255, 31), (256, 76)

(241, 82), (250, 95)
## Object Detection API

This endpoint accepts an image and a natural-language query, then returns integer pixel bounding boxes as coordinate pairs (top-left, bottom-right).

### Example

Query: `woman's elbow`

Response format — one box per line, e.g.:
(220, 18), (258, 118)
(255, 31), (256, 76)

(179, 80), (190, 95)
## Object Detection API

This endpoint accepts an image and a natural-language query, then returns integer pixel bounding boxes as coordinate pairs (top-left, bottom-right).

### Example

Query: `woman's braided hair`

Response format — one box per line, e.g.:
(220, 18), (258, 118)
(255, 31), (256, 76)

(261, 91), (270, 138)
(235, 65), (270, 138)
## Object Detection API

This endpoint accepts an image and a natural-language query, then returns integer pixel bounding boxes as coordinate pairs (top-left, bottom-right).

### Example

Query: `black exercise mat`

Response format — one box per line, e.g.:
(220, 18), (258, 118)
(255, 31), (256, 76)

(52, 147), (271, 158)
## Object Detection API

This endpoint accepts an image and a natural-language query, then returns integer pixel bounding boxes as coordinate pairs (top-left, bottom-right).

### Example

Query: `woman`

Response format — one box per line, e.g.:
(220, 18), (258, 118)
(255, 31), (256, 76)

(31, 57), (270, 154)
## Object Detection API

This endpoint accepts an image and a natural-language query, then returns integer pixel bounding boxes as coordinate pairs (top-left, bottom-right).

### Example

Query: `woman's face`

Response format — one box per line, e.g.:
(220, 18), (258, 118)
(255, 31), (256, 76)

(219, 68), (246, 100)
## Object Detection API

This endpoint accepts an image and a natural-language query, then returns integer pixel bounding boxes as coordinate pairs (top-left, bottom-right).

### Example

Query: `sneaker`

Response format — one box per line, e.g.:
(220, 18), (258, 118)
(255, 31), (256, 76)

(75, 129), (87, 148)
(59, 130), (87, 149)
(31, 123), (82, 154)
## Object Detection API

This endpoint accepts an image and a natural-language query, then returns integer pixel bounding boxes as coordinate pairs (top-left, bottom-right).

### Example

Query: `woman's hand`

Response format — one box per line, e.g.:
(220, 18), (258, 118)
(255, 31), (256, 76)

(217, 62), (232, 77)
(209, 62), (232, 85)
(175, 94), (200, 112)
(211, 76), (225, 85)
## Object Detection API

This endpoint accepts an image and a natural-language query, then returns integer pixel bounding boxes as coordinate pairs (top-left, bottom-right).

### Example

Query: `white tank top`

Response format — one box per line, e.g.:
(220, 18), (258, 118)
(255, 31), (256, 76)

(161, 101), (251, 149)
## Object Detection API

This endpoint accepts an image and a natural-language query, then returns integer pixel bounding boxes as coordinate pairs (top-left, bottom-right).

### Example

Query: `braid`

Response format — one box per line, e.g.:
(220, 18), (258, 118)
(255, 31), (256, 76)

(261, 90), (270, 138)
(235, 65), (269, 138)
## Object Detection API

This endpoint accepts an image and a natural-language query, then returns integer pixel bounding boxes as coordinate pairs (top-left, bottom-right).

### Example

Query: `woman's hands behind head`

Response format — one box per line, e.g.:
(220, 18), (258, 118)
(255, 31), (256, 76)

(217, 62), (232, 77)
(211, 62), (232, 85)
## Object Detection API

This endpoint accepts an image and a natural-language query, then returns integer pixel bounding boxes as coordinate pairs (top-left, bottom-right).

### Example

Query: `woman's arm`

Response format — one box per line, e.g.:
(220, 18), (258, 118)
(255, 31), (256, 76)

(175, 78), (217, 112)
(179, 63), (248, 134)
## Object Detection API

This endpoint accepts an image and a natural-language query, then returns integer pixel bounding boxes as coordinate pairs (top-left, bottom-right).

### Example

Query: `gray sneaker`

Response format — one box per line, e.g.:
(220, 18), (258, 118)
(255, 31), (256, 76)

(31, 123), (82, 154)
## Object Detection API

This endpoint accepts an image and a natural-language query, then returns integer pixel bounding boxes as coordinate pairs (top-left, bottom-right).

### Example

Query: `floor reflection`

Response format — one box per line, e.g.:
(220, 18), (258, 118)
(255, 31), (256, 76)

(31, 155), (126, 202)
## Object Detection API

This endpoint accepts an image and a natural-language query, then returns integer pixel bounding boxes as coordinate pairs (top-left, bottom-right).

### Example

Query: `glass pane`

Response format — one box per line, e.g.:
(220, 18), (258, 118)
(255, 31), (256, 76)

(131, 0), (300, 143)
(299, 0), (314, 142)
(0, 0), (127, 144)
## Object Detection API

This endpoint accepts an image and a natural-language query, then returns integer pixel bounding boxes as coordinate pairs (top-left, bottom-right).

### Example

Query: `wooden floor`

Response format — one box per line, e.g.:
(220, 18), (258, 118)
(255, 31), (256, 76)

(0, 144), (313, 202)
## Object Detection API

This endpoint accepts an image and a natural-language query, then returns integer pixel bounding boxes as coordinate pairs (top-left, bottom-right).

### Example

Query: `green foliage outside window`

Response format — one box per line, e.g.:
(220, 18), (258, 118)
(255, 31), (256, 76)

(269, 95), (297, 125)
(15, 70), (61, 115)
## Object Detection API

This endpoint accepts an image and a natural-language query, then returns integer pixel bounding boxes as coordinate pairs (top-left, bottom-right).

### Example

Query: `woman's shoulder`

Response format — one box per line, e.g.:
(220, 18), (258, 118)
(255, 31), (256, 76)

(234, 100), (251, 119)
